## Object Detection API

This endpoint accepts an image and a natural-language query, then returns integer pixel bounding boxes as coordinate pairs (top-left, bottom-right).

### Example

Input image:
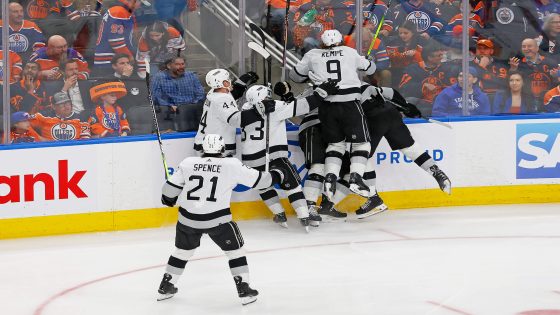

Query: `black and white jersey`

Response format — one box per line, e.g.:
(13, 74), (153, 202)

(194, 92), (240, 156)
(289, 45), (376, 103)
(163, 156), (273, 229)
(360, 83), (396, 105)
(240, 97), (317, 168)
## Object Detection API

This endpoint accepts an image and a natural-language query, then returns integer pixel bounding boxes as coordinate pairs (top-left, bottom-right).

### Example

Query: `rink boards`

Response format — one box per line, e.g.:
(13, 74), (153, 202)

(1, 116), (560, 239)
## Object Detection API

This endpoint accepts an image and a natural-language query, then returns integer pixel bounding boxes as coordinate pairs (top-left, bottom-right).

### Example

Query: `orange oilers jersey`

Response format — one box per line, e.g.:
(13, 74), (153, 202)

(88, 104), (130, 137)
(267, 0), (311, 9)
(29, 47), (90, 80)
(30, 112), (90, 141)
(0, 50), (23, 84)
(136, 24), (185, 76)
(2, 128), (42, 144)
(23, 0), (62, 20)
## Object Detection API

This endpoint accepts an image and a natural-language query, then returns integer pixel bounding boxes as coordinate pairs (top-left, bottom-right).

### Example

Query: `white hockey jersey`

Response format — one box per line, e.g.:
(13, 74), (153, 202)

(164, 156), (273, 229)
(290, 45), (376, 102)
(194, 92), (240, 156)
(240, 96), (318, 168)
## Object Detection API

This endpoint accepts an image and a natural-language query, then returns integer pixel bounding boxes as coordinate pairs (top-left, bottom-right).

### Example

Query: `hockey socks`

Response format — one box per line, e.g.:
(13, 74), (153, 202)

(400, 143), (451, 194)
(302, 163), (324, 205)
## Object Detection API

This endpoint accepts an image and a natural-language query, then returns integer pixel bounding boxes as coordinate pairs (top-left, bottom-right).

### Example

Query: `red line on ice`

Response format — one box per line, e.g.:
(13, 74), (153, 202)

(426, 300), (473, 315)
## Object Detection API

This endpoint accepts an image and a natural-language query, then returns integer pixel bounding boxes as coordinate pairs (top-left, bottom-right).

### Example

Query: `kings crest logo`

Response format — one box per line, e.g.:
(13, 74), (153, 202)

(51, 123), (77, 140)
(516, 123), (560, 179)
(406, 11), (431, 32)
(496, 8), (514, 24)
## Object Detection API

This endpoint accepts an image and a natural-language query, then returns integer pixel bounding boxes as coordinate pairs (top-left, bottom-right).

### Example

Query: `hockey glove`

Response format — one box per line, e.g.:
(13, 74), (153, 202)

(262, 99), (276, 114)
(237, 71), (259, 86)
(161, 195), (178, 207)
(314, 79), (339, 99)
(271, 162), (301, 190)
(273, 81), (295, 102)
(269, 168), (285, 186)
(399, 102), (422, 118)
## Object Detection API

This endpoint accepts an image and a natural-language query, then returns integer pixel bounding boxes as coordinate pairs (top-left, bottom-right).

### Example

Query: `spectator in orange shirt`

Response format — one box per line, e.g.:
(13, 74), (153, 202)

(30, 91), (91, 141)
(0, 3), (46, 61)
(135, 21), (186, 78)
(10, 61), (52, 114)
(0, 49), (23, 84)
(2, 111), (42, 144)
(88, 81), (131, 137)
(29, 35), (90, 80)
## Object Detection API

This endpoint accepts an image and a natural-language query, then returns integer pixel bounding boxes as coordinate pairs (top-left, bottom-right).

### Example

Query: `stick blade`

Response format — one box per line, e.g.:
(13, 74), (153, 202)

(248, 41), (271, 59)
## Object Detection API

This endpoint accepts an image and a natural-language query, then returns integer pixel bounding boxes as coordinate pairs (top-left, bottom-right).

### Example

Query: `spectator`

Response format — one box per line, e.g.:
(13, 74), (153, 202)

(0, 2), (46, 61)
(153, 0), (190, 36)
(13, 0), (64, 20)
(445, 2), (484, 41)
(539, 13), (560, 62)
(88, 81), (131, 137)
(30, 91), (91, 141)
(385, 0), (446, 40)
(432, 67), (491, 116)
(543, 72), (560, 112)
(292, 0), (349, 54)
(472, 38), (508, 102)
(107, 53), (148, 110)
(30, 35), (90, 80)
(44, 59), (94, 119)
(136, 21), (186, 78)
(151, 56), (205, 132)
(509, 38), (559, 106)
(429, 0), (460, 24)
(266, 0), (310, 43)
(536, 0), (560, 25)
(479, 0), (541, 61)
(0, 49), (23, 84)
(10, 61), (51, 114)
(493, 71), (538, 114)
(2, 111), (42, 144)
(399, 42), (455, 115)
(386, 20), (425, 86)
(94, 0), (141, 75)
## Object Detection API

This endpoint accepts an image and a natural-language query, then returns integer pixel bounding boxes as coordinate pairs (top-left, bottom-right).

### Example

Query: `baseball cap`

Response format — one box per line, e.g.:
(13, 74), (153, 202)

(11, 111), (31, 124)
(53, 92), (72, 105)
(477, 39), (494, 49)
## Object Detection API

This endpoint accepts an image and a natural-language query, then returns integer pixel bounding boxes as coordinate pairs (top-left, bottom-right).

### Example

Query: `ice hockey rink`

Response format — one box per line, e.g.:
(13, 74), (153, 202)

(2, 204), (560, 315)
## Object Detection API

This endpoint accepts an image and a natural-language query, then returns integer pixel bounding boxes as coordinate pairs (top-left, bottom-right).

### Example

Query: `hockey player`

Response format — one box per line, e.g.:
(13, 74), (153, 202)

(157, 134), (291, 305)
(240, 81), (338, 230)
(193, 69), (258, 157)
(289, 29), (376, 202)
(319, 84), (452, 220)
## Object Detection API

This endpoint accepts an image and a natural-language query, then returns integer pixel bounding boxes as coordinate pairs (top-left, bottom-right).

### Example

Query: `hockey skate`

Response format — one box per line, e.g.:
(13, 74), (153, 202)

(157, 273), (178, 301)
(318, 198), (347, 222)
(429, 165), (452, 195)
(323, 173), (338, 201)
(273, 212), (288, 228)
(349, 172), (370, 197)
(234, 276), (258, 305)
(307, 206), (322, 227)
(356, 194), (388, 219)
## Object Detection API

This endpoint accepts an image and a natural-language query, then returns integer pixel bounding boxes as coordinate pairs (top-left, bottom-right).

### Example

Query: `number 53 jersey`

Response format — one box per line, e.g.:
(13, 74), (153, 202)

(166, 156), (264, 229)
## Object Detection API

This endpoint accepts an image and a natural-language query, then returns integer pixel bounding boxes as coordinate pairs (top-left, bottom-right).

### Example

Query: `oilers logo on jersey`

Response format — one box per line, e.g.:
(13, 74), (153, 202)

(406, 11), (431, 32)
(9, 34), (30, 52)
(496, 8), (515, 24)
(102, 112), (119, 130)
(51, 123), (77, 141)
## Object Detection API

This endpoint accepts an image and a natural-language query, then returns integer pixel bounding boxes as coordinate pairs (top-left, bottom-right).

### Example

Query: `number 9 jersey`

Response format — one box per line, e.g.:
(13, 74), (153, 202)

(290, 45), (376, 102)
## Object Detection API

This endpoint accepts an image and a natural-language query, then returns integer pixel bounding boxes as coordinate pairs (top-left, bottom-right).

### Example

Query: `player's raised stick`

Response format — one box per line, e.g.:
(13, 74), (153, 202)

(145, 57), (170, 179)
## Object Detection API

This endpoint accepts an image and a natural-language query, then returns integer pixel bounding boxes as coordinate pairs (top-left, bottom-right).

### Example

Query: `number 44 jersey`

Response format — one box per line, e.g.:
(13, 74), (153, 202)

(165, 156), (269, 229)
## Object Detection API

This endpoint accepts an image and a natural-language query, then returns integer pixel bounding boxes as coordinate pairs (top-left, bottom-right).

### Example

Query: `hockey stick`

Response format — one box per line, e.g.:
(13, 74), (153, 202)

(386, 99), (453, 129)
(281, 0), (290, 81)
(367, 0), (393, 57)
(250, 23), (267, 86)
(145, 57), (171, 179)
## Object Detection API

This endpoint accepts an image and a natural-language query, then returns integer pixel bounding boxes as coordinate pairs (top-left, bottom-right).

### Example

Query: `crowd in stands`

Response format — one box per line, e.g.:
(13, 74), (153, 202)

(266, 0), (560, 115)
(3, 0), (560, 145)
(1, 0), (204, 144)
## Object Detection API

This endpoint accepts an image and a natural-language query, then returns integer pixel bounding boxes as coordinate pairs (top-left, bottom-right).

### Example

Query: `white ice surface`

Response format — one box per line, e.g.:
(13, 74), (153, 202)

(2, 204), (560, 315)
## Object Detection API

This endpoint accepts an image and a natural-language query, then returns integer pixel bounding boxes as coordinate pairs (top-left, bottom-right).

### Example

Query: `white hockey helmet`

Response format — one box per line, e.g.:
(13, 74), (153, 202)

(205, 69), (231, 89)
(202, 134), (225, 154)
(321, 29), (343, 47)
(246, 85), (271, 106)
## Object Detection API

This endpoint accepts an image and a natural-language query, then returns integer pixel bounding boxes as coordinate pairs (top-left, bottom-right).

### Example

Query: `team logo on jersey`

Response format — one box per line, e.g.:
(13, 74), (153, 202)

(406, 11), (431, 32)
(9, 33), (29, 53)
(516, 123), (560, 179)
(364, 11), (378, 27)
(51, 123), (77, 140)
(496, 8), (514, 24)
(102, 112), (119, 130)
